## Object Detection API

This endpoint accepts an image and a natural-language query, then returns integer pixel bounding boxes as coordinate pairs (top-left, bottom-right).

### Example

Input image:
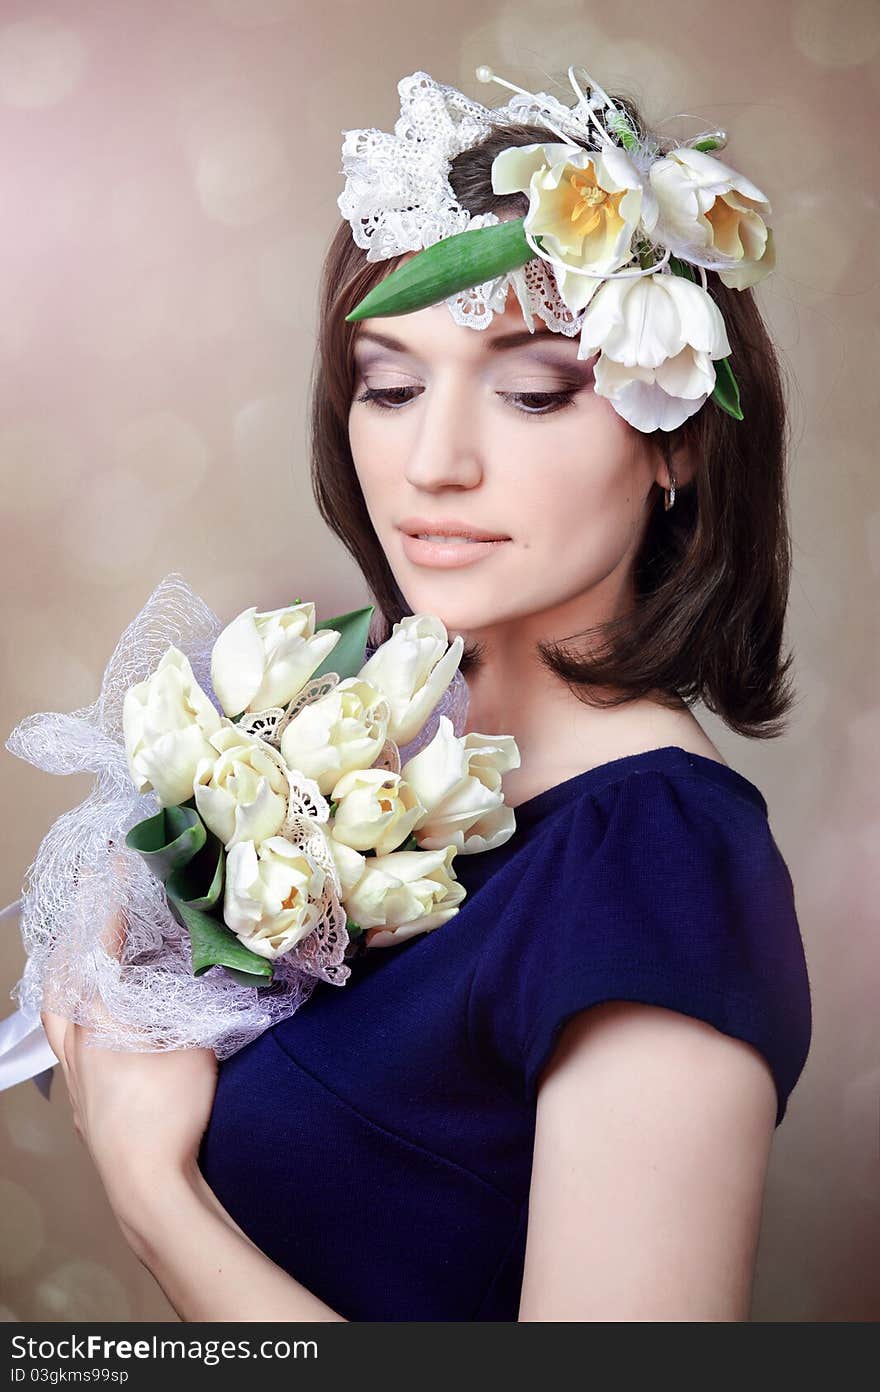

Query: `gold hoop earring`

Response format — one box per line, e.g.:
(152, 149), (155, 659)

(664, 469), (677, 511)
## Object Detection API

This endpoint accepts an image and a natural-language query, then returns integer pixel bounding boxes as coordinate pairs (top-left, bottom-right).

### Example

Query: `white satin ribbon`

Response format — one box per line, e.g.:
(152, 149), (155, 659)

(0, 1006), (57, 1097)
(0, 898), (56, 1098)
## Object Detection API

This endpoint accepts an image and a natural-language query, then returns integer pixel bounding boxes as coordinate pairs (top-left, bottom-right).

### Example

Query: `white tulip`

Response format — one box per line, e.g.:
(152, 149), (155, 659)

(577, 271), (732, 432)
(357, 614), (463, 746)
(122, 646), (222, 808)
(491, 139), (656, 315)
(329, 767), (425, 856)
(279, 677), (388, 796)
(649, 146), (775, 291)
(326, 837), (367, 899)
(223, 836), (325, 959)
(210, 602), (341, 717)
(343, 844), (466, 947)
(193, 723), (288, 849)
(400, 715), (520, 854)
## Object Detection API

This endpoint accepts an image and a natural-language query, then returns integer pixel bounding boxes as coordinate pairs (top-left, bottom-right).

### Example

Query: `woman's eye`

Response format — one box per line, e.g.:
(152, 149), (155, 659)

(497, 390), (578, 417)
(354, 386), (579, 417)
(356, 386), (420, 409)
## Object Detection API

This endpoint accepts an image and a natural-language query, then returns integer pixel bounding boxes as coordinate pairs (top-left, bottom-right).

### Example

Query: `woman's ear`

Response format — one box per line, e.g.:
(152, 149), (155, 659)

(653, 427), (697, 491)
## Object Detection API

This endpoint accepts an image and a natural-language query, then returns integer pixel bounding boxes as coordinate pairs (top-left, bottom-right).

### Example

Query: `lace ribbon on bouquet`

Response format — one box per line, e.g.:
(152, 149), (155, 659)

(1, 573), (469, 1085)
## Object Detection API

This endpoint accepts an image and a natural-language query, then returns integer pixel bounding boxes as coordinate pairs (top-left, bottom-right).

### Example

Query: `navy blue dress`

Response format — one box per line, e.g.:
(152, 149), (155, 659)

(198, 744), (812, 1321)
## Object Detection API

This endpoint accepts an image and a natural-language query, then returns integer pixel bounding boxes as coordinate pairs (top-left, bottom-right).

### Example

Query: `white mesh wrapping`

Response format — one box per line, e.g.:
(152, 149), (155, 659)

(5, 573), (470, 1058)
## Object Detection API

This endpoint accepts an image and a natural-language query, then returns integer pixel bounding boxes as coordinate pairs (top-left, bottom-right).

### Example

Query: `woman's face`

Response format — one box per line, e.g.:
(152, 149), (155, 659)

(348, 275), (672, 639)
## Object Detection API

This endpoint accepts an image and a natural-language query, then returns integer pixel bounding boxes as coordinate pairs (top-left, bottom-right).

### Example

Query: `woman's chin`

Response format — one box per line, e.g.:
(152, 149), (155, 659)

(398, 588), (496, 633)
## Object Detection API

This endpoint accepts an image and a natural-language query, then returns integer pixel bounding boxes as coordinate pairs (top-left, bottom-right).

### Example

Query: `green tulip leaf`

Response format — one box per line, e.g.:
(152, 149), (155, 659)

(710, 355), (744, 420)
(222, 966), (278, 988)
(312, 605), (375, 681)
(668, 256), (696, 283)
(169, 897), (274, 983)
(166, 830), (225, 912)
(345, 218), (534, 321)
(124, 804), (206, 883)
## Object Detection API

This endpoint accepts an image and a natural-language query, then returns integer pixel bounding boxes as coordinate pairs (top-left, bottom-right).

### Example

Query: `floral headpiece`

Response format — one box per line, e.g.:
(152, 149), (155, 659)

(338, 65), (776, 434)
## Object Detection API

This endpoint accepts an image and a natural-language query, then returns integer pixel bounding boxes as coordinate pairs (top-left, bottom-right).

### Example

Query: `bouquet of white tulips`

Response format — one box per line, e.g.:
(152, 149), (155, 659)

(122, 591), (519, 982)
(1, 574), (520, 1070)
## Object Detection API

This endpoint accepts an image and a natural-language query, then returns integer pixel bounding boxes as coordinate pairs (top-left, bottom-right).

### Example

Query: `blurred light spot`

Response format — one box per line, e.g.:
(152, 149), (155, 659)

(0, 17), (87, 108)
(114, 412), (210, 506)
(0, 291), (38, 360)
(208, 0), (292, 22)
(165, 256), (250, 346)
(459, 3), (606, 85)
(233, 393), (298, 468)
(793, 0), (880, 67)
(1, 1084), (58, 1157)
(787, 662), (829, 742)
(771, 189), (861, 292)
(70, 265), (172, 360)
(2, 627), (99, 709)
(867, 512), (880, 578)
(842, 1066), (880, 1202)
(0, 422), (88, 517)
(63, 467), (165, 582)
(107, 174), (182, 267)
(257, 233), (321, 327)
(188, 103), (293, 227)
(33, 1259), (131, 1321)
(0, 1305), (19, 1321)
(0, 1179), (44, 1276)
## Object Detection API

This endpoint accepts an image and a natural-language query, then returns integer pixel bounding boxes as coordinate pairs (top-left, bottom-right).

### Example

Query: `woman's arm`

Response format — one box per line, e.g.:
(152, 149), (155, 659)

(40, 988), (346, 1322)
(39, 893), (347, 1322)
(518, 999), (778, 1321)
(113, 1160), (345, 1322)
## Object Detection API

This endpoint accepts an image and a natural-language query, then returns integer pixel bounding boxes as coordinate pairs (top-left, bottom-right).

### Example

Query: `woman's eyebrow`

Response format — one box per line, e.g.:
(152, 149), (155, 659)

(352, 328), (588, 366)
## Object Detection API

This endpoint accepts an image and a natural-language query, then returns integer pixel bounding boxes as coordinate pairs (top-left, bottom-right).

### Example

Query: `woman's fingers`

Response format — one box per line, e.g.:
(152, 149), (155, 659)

(40, 846), (132, 1065)
(101, 847), (131, 962)
(39, 1004), (69, 1071)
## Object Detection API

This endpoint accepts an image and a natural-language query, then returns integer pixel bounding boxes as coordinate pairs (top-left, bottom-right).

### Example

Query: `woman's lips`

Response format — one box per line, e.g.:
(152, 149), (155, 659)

(399, 532), (510, 568)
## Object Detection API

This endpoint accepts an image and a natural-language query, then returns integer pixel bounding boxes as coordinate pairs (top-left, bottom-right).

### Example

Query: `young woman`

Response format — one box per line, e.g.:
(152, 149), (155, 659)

(40, 71), (812, 1322)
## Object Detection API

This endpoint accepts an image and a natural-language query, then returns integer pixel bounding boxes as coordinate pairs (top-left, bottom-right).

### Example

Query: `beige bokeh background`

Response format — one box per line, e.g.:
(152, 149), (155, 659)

(1, 0), (878, 1322)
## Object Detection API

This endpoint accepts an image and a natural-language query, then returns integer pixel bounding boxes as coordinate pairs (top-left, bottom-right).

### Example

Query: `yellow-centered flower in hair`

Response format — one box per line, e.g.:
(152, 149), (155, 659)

(490, 140), (658, 313)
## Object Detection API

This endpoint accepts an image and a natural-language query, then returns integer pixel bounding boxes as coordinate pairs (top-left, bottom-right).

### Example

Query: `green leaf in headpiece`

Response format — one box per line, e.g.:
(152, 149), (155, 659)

(709, 355), (743, 421)
(345, 218), (535, 321)
(668, 257), (743, 422)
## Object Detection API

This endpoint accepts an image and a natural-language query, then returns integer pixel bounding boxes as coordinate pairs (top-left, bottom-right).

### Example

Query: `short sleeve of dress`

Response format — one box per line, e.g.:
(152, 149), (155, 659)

(466, 768), (812, 1128)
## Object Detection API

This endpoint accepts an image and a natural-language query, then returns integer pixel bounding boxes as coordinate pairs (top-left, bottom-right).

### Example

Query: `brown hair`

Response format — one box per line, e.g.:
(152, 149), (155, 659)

(309, 94), (796, 739)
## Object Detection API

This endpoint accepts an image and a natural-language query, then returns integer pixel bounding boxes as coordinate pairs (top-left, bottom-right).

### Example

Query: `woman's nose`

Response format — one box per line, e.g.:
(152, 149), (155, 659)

(403, 381), (484, 491)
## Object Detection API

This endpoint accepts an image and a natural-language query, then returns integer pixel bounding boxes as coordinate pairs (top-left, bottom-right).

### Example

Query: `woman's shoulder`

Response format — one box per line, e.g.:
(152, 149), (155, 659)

(465, 739), (812, 1124)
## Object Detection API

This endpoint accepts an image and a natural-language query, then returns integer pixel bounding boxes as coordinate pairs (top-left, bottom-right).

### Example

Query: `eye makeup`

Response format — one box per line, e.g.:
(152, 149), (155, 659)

(351, 329), (598, 378)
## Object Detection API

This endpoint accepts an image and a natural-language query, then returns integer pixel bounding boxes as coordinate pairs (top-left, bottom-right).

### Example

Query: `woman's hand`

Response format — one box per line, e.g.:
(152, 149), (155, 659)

(39, 897), (218, 1230)
(36, 869), (346, 1321)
